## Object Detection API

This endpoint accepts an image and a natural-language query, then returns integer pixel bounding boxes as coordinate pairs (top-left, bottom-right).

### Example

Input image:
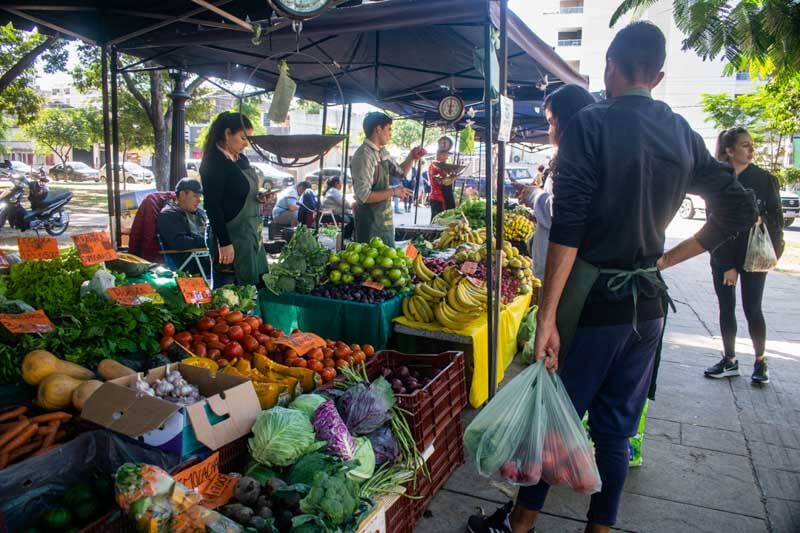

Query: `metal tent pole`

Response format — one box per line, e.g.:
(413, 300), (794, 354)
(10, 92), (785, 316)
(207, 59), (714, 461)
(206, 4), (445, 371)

(340, 103), (353, 249)
(491, 0), (509, 399)
(100, 45), (115, 246)
(315, 102), (328, 232)
(483, 22), (496, 399)
(110, 46), (122, 248)
(413, 116), (428, 225)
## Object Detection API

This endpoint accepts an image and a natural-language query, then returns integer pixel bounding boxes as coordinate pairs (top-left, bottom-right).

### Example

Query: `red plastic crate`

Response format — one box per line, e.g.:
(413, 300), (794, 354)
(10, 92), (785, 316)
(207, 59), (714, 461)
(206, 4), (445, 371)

(366, 350), (467, 451)
(385, 494), (414, 533)
(409, 415), (465, 520)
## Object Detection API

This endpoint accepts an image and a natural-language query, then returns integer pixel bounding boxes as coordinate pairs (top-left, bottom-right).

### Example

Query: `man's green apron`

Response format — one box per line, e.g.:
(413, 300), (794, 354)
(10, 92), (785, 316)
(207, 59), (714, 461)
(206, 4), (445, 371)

(354, 159), (395, 246)
(226, 166), (268, 286)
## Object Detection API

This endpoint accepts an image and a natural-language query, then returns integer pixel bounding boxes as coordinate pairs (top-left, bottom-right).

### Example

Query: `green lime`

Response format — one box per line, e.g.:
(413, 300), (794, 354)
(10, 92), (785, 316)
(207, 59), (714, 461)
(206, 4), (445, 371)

(392, 258), (405, 268)
(329, 270), (342, 282)
(342, 274), (354, 284)
(394, 276), (408, 287)
(379, 278), (392, 288)
(328, 253), (339, 264)
(347, 252), (360, 264)
(383, 248), (397, 258)
(388, 268), (402, 281)
(351, 265), (364, 276)
(366, 248), (379, 258)
(351, 243), (363, 254)
(370, 237), (384, 248)
(338, 262), (351, 272)
(379, 257), (394, 269)
(362, 256), (375, 268)
(371, 268), (384, 278)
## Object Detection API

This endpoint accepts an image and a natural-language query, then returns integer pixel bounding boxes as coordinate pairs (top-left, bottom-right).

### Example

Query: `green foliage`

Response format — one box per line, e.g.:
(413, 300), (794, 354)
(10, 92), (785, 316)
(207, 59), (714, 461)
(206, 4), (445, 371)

(263, 226), (328, 295)
(459, 124), (475, 154)
(611, 0), (800, 79)
(699, 93), (764, 130)
(23, 108), (98, 166)
(389, 118), (424, 149)
(778, 167), (800, 187)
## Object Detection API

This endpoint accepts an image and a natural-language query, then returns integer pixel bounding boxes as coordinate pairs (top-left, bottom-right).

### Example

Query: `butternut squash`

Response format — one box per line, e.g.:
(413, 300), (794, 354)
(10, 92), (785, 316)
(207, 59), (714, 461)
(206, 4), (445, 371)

(22, 350), (94, 385)
(97, 359), (135, 381)
(37, 374), (85, 411)
(72, 380), (104, 411)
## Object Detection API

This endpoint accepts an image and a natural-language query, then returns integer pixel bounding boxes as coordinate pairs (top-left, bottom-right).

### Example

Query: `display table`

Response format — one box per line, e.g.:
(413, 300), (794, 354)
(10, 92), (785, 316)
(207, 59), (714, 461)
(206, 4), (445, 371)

(257, 289), (404, 349)
(393, 293), (531, 408)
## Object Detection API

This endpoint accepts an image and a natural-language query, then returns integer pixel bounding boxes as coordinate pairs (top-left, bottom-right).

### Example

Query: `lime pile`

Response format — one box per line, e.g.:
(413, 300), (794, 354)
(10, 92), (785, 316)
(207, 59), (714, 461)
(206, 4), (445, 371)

(326, 237), (412, 290)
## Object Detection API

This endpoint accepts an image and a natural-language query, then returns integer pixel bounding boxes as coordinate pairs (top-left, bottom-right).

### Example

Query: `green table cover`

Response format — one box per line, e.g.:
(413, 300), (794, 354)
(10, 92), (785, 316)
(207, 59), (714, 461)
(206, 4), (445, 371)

(257, 289), (404, 349)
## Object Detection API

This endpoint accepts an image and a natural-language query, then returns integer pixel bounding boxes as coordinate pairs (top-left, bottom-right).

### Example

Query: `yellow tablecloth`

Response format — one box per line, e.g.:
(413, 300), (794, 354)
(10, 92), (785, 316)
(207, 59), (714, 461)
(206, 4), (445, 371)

(393, 293), (532, 407)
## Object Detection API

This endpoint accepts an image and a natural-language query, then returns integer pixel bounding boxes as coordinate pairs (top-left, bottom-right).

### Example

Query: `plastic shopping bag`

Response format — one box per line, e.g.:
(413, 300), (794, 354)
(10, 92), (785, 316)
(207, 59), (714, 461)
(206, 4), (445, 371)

(464, 360), (601, 493)
(268, 60), (296, 123)
(743, 221), (778, 272)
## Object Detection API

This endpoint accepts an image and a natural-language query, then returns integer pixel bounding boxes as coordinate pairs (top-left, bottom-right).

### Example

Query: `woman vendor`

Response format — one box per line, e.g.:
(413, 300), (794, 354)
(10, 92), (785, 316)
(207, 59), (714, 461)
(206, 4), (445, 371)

(199, 111), (269, 287)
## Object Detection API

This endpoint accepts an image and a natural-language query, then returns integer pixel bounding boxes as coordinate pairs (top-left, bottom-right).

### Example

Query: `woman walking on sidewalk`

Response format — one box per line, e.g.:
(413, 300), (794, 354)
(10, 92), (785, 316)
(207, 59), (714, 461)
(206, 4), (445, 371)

(705, 127), (784, 384)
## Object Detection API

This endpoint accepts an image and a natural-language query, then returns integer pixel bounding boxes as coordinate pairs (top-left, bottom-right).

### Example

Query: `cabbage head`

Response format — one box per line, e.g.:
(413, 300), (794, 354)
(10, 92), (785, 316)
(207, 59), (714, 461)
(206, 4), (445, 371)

(249, 406), (318, 467)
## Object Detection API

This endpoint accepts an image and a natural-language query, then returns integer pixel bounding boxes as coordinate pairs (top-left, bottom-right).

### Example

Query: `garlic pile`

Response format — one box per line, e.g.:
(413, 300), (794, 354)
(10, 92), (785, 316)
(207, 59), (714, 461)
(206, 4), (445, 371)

(133, 369), (201, 405)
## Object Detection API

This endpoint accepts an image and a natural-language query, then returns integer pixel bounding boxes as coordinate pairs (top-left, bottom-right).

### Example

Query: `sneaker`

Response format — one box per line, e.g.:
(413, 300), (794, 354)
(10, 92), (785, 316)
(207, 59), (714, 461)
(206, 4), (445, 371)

(704, 357), (740, 378)
(752, 358), (769, 384)
(467, 502), (535, 533)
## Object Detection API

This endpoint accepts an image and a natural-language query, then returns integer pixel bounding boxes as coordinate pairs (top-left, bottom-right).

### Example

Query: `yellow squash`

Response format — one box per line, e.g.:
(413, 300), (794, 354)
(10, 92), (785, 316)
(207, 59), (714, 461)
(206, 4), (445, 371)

(22, 350), (94, 385)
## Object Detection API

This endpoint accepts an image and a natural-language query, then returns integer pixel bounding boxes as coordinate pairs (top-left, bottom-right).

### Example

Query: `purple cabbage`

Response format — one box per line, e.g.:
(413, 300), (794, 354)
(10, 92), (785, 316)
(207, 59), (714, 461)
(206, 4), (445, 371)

(367, 427), (400, 465)
(313, 400), (357, 460)
(335, 378), (395, 436)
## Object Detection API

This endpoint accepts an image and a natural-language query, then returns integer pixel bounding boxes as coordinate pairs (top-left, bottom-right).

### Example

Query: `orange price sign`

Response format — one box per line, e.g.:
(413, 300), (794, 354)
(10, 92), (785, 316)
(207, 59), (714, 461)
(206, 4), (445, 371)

(0, 310), (55, 334)
(72, 231), (118, 266)
(404, 242), (419, 260)
(17, 237), (59, 261)
(177, 277), (212, 304)
(362, 280), (384, 291)
(106, 283), (156, 305)
(461, 261), (479, 275)
(273, 332), (326, 356)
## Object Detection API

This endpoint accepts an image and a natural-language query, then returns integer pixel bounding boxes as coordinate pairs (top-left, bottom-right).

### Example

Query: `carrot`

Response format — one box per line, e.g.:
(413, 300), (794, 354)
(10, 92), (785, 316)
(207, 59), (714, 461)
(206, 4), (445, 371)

(36, 425), (57, 436)
(0, 406), (26, 423)
(0, 422), (18, 433)
(29, 412), (71, 424)
(9, 439), (44, 462)
(0, 419), (30, 449)
(0, 452), (8, 469)
(40, 422), (60, 448)
(1, 424), (38, 454)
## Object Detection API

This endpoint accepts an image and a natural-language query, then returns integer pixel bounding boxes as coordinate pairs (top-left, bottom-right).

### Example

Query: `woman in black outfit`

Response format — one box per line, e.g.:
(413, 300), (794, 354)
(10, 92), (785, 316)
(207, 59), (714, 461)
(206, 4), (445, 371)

(199, 112), (269, 287)
(705, 127), (784, 384)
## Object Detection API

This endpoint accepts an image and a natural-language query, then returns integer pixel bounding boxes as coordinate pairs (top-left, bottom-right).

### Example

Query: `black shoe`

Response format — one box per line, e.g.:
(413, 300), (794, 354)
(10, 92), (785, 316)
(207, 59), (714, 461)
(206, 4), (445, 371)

(704, 357), (740, 378)
(752, 358), (769, 384)
(467, 502), (535, 533)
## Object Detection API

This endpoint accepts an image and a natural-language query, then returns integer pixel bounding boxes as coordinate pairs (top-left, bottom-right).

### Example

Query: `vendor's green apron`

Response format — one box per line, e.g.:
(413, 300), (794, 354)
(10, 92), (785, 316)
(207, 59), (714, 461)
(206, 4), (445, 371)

(226, 166), (269, 286)
(556, 258), (674, 399)
(354, 160), (395, 246)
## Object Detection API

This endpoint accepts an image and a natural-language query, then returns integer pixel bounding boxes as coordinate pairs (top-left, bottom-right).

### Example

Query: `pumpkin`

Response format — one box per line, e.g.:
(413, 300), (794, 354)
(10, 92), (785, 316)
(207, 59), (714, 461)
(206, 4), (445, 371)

(37, 374), (86, 411)
(97, 359), (135, 381)
(22, 350), (94, 385)
(72, 380), (104, 411)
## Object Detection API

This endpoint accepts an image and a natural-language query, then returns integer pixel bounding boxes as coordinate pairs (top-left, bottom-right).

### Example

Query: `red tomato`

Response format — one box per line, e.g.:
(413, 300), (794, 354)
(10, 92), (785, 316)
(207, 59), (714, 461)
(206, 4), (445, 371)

(207, 348), (221, 360)
(207, 341), (225, 351)
(349, 344), (361, 353)
(217, 305), (230, 316)
(293, 358), (308, 368)
(228, 325), (245, 342)
(212, 322), (229, 334)
(162, 323), (175, 337)
(307, 348), (324, 361)
(240, 322), (252, 336)
(322, 347), (334, 359)
(322, 358), (336, 368)
(308, 360), (324, 372)
(285, 357), (300, 367)
(197, 317), (216, 331)
(269, 330), (282, 338)
(242, 335), (259, 353)
(192, 343), (208, 357)
(320, 368), (337, 383)
(245, 317), (261, 331)
(160, 336), (174, 353)
(263, 339), (276, 353)
(174, 331), (193, 346)
(335, 359), (350, 369)
(254, 333), (270, 345)
(223, 342), (244, 359)
(225, 311), (244, 325)
(260, 323), (274, 334)
(362, 344), (375, 357)
(205, 310), (220, 319)
(202, 333), (219, 344)
(291, 328), (301, 334)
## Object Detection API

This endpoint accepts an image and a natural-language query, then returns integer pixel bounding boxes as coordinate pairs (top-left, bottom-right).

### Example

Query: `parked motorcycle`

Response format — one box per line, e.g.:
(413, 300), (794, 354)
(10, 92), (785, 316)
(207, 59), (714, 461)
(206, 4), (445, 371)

(0, 170), (72, 236)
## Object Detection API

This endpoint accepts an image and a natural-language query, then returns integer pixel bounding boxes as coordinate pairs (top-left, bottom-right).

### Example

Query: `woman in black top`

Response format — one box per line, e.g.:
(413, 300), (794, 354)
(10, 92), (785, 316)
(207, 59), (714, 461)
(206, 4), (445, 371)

(705, 127), (784, 384)
(199, 112), (268, 287)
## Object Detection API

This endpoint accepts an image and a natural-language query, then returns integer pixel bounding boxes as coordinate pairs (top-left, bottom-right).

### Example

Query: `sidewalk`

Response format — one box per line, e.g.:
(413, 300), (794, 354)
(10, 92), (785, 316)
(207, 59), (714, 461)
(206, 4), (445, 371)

(415, 241), (800, 532)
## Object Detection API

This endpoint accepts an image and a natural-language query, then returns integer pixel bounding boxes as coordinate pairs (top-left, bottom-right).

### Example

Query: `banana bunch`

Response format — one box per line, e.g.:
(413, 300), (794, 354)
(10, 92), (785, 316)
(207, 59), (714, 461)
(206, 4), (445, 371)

(434, 220), (486, 249)
(504, 213), (535, 242)
(412, 254), (437, 282)
(414, 276), (449, 301)
(402, 294), (436, 323)
(435, 278), (489, 330)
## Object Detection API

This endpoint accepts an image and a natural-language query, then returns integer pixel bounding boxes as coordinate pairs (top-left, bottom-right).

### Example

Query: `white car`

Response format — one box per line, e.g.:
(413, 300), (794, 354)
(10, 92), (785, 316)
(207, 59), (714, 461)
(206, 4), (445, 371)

(250, 162), (295, 189)
(100, 161), (154, 184)
(681, 191), (800, 227)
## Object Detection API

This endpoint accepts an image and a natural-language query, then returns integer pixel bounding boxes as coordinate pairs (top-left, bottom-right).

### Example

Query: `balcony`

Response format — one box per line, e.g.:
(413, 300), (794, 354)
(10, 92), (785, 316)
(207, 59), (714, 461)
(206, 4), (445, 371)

(557, 39), (582, 47)
(560, 6), (584, 13)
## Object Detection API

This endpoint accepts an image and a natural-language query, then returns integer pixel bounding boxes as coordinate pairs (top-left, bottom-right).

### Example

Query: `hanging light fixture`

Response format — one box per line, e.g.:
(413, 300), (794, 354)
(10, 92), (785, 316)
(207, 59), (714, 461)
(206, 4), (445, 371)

(267, 0), (333, 20)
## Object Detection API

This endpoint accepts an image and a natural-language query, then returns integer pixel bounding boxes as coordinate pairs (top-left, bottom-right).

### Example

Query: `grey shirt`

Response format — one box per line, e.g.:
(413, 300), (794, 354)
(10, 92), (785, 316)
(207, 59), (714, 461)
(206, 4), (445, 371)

(350, 139), (405, 204)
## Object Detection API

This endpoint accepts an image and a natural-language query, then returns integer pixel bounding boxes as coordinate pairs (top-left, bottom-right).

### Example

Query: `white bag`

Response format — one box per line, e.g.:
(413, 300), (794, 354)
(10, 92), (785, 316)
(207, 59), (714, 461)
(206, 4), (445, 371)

(743, 221), (778, 272)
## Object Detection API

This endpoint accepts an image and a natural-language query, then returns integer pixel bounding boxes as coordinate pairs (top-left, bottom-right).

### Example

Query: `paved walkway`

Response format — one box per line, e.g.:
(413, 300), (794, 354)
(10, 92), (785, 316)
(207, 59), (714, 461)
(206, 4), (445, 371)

(416, 235), (800, 532)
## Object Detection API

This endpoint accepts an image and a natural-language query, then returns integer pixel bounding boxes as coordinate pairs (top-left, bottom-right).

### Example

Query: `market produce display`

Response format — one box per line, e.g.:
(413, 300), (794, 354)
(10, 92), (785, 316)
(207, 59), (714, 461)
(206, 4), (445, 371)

(402, 265), (489, 329)
(310, 282), (393, 304)
(324, 238), (412, 291)
(503, 212), (535, 242)
(431, 199), (487, 229)
(433, 218), (486, 249)
(263, 225), (329, 295)
(0, 407), (72, 469)
(131, 369), (201, 405)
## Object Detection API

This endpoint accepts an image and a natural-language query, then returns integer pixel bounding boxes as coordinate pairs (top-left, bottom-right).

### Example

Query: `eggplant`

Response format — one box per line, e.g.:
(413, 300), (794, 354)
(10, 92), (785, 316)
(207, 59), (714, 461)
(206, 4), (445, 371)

(396, 366), (410, 378)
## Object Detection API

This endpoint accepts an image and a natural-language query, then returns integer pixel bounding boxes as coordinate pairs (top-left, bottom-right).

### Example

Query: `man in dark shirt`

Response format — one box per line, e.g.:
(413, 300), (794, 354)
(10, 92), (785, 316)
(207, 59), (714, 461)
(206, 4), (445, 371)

(157, 178), (208, 274)
(469, 22), (756, 533)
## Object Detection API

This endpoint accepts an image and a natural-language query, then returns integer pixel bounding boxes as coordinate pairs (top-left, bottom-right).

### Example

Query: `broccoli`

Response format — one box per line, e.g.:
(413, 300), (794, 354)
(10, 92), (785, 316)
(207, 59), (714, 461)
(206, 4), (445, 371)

(298, 471), (358, 526)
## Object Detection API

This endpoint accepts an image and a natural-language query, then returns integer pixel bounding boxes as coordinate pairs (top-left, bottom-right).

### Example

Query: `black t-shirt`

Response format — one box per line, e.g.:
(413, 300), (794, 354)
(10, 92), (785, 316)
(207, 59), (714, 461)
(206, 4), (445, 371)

(550, 94), (757, 326)
(199, 147), (252, 247)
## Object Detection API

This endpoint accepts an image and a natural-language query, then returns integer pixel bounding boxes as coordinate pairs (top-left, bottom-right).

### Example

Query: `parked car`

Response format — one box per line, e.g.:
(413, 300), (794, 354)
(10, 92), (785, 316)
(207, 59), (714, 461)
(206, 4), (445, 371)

(3, 160), (33, 180)
(680, 190), (800, 227)
(186, 159), (201, 180)
(251, 162), (295, 189)
(99, 161), (154, 184)
(49, 161), (101, 182)
(455, 165), (534, 198)
(304, 167), (348, 185)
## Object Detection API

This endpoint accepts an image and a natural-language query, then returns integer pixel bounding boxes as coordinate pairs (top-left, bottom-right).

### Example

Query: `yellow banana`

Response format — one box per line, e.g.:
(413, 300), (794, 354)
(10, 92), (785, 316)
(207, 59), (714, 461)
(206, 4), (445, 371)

(420, 283), (446, 300)
(413, 296), (434, 322)
(413, 255), (433, 282)
(402, 296), (413, 320)
(415, 284), (434, 301)
(408, 296), (425, 322)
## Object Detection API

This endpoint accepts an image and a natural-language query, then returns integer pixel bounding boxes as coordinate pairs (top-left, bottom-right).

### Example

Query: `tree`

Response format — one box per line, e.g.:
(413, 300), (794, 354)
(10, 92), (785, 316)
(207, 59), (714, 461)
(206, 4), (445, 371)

(71, 44), (213, 190)
(0, 23), (67, 125)
(24, 108), (94, 166)
(699, 92), (764, 130)
(389, 118), (424, 149)
(611, 0), (800, 79)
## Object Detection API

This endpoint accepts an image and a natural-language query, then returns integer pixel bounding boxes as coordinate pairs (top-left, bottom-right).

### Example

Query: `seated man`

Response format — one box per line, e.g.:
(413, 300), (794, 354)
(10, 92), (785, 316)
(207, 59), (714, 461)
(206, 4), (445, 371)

(272, 181), (312, 226)
(157, 178), (208, 274)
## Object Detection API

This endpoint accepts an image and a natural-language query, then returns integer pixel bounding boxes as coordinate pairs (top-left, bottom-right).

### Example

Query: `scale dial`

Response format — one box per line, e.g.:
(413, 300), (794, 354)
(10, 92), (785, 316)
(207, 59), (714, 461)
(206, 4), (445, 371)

(268, 0), (332, 20)
(438, 95), (465, 122)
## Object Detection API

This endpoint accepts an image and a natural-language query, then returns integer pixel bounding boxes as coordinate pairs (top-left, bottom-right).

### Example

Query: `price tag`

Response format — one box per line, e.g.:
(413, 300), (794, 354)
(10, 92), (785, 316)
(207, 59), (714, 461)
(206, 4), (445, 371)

(467, 276), (485, 288)
(0, 310), (55, 334)
(177, 277), (212, 304)
(362, 280), (384, 291)
(173, 451), (238, 510)
(17, 237), (59, 261)
(0, 250), (7, 267)
(106, 283), (156, 305)
(461, 261), (479, 275)
(72, 231), (118, 265)
(404, 242), (419, 260)
(273, 332), (326, 356)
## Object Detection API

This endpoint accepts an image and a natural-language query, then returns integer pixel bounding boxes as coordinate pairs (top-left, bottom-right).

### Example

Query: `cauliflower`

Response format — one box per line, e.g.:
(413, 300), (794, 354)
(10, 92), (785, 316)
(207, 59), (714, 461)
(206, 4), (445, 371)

(215, 288), (240, 308)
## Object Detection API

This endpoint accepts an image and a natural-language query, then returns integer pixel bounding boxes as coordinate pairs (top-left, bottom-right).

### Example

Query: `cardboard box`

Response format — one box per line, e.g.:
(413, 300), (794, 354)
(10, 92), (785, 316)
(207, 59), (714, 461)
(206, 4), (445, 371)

(82, 363), (261, 458)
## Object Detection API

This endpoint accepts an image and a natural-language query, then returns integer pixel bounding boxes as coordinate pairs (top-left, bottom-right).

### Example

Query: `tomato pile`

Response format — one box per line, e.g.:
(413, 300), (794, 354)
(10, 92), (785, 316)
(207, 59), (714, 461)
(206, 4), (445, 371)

(159, 306), (376, 384)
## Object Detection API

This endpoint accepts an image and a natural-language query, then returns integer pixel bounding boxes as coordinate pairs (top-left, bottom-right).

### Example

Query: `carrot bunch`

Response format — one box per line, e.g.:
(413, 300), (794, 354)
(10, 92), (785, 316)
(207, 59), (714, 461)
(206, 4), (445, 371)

(0, 406), (71, 468)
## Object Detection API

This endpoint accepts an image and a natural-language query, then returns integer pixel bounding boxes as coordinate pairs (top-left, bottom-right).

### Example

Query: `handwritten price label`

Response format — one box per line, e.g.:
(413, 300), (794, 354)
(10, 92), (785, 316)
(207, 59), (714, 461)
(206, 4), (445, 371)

(362, 280), (384, 291)
(17, 237), (59, 261)
(174, 452), (238, 510)
(0, 310), (55, 334)
(460, 261), (479, 275)
(72, 232), (118, 266)
(273, 332), (326, 356)
(106, 283), (156, 305)
(404, 242), (419, 260)
(177, 277), (212, 304)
